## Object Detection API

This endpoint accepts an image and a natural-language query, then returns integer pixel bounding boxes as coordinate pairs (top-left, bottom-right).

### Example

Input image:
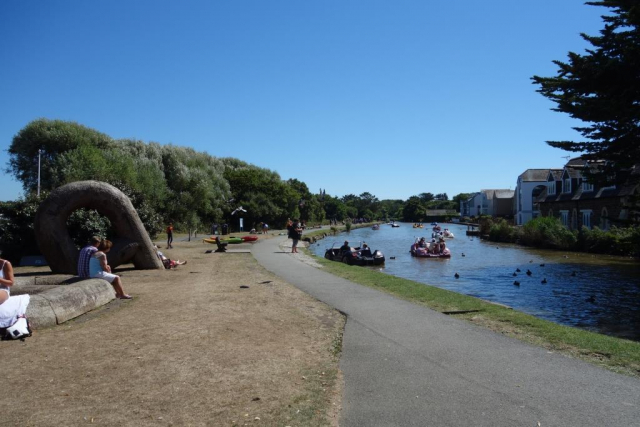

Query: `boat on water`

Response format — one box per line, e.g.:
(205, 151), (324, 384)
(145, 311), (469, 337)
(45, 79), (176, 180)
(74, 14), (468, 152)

(410, 239), (451, 258)
(325, 243), (385, 266)
(412, 223), (424, 228)
(390, 221), (400, 228)
(443, 229), (455, 239)
(372, 224), (380, 230)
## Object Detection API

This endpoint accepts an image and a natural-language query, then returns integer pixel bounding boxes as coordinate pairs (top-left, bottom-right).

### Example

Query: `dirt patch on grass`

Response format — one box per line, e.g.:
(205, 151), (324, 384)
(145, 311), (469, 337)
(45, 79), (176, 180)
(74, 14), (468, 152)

(1, 240), (344, 426)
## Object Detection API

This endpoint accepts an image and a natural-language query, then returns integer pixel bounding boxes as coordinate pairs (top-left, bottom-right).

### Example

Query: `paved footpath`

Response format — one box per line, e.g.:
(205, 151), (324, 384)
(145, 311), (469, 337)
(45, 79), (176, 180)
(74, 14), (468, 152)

(253, 236), (640, 427)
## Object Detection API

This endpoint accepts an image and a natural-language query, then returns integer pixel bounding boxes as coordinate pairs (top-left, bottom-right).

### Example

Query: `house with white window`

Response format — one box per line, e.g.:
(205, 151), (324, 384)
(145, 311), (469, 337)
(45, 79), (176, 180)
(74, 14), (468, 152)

(515, 169), (562, 225)
(537, 157), (639, 230)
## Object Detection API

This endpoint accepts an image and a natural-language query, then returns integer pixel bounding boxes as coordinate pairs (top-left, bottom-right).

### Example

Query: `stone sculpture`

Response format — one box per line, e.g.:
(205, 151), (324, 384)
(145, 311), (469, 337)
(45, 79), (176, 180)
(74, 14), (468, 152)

(34, 181), (164, 274)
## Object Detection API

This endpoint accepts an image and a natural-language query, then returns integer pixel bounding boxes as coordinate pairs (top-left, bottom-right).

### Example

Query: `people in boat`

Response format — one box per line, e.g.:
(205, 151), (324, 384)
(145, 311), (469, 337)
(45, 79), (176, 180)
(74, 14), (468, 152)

(438, 237), (446, 254)
(340, 240), (352, 254)
(418, 237), (427, 248)
(430, 238), (438, 254)
(360, 243), (372, 257)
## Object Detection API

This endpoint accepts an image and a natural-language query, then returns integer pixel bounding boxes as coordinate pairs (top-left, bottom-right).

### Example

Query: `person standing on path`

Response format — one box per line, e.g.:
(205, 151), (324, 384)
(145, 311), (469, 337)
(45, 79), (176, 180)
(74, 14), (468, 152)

(77, 236), (101, 278)
(166, 222), (174, 249)
(290, 219), (303, 253)
(262, 222), (269, 234)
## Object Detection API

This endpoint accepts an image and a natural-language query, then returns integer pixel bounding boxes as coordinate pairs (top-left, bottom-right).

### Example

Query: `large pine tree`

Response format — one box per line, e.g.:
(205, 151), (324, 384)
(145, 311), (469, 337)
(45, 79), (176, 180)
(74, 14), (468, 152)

(532, 1), (640, 185)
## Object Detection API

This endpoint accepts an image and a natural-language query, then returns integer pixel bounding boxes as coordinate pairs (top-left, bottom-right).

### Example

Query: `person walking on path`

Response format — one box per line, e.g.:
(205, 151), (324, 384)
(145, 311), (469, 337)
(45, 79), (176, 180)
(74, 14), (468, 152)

(90, 239), (132, 299)
(77, 236), (101, 278)
(262, 222), (269, 234)
(166, 222), (174, 249)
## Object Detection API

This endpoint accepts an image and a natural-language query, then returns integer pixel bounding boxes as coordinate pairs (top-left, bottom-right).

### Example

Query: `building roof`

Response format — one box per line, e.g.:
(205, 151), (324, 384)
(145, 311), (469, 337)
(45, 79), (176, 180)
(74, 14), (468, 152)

(548, 170), (563, 181)
(493, 190), (515, 199)
(563, 167), (582, 179)
(425, 209), (458, 216)
(566, 157), (586, 167)
(481, 189), (496, 199)
(519, 169), (561, 182)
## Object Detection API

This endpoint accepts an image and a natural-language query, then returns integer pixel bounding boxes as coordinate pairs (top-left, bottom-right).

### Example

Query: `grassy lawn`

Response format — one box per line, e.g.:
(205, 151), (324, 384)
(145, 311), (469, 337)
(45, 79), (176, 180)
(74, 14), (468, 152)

(307, 249), (640, 378)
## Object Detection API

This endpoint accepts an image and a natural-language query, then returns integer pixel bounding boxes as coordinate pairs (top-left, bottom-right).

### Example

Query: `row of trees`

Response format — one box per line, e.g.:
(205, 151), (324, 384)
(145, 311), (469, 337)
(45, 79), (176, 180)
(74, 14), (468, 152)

(0, 119), (468, 261)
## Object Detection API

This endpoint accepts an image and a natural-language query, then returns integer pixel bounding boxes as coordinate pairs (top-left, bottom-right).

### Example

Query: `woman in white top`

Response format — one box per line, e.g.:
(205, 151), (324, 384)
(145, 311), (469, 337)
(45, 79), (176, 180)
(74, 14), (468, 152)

(89, 240), (132, 299)
(0, 258), (31, 328)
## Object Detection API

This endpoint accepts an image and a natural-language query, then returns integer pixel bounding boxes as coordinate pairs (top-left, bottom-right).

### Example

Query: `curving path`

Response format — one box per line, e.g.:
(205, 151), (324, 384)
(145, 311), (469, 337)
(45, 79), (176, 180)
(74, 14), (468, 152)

(252, 235), (640, 427)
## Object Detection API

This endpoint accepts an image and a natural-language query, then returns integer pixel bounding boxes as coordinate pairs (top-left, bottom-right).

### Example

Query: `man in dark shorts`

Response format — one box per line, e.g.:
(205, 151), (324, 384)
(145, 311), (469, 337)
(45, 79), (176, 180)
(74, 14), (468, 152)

(167, 223), (174, 249)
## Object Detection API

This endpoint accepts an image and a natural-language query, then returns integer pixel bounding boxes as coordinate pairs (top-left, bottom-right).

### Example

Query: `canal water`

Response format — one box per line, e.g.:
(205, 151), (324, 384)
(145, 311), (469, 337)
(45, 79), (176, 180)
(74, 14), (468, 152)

(308, 222), (640, 341)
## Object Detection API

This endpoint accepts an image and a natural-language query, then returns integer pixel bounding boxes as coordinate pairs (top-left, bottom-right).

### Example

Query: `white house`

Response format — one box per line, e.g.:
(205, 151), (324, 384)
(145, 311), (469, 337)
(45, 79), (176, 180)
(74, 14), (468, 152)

(515, 169), (562, 225)
(469, 189), (514, 217)
(469, 192), (486, 216)
(460, 192), (478, 217)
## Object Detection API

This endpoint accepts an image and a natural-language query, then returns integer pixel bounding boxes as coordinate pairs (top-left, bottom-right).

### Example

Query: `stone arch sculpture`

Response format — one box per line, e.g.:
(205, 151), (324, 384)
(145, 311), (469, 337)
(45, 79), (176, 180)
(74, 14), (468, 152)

(35, 181), (164, 274)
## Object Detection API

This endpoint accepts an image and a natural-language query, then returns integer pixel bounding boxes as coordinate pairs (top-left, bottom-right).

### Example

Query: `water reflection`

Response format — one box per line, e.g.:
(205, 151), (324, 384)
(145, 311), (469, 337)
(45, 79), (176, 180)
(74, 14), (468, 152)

(309, 223), (640, 341)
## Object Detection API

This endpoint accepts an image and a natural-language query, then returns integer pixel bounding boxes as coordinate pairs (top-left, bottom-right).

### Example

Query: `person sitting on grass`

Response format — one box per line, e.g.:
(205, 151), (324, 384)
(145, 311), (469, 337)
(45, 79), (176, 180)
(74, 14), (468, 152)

(154, 246), (187, 269)
(89, 239), (132, 300)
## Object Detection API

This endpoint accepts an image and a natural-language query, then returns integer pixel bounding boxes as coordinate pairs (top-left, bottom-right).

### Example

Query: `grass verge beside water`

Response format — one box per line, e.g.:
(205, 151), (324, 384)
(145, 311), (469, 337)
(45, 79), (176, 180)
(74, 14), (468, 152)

(306, 248), (640, 378)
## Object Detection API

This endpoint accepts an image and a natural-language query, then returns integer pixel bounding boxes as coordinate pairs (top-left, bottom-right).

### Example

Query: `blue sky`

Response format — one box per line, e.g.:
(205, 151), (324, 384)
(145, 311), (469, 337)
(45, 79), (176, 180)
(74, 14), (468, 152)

(0, 1), (605, 202)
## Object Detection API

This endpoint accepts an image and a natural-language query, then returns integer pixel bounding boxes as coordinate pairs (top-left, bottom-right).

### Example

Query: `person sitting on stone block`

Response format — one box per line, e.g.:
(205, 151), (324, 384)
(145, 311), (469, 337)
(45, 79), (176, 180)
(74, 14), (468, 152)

(89, 239), (132, 299)
(78, 236), (101, 278)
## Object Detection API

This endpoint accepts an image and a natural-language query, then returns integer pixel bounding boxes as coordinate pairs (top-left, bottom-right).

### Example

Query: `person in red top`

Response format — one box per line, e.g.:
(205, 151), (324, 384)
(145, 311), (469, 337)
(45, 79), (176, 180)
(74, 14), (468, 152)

(166, 223), (174, 249)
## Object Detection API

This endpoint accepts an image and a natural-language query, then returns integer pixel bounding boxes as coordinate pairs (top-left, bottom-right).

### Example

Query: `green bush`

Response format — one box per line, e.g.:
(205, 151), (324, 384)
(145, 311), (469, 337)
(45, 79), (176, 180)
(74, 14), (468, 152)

(344, 219), (352, 232)
(488, 218), (517, 242)
(520, 217), (577, 249)
(0, 197), (41, 263)
(579, 225), (640, 256)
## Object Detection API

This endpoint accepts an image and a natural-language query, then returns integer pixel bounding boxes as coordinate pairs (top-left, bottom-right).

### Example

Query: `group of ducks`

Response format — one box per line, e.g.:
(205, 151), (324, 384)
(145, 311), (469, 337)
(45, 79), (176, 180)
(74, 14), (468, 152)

(453, 263), (590, 299)
(511, 266), (545, 286)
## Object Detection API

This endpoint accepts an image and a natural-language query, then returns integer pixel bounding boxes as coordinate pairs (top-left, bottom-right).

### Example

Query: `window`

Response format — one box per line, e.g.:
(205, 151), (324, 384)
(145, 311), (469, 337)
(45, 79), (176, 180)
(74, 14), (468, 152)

(581, 210), (593, 229)
(571, 209), (578, 230)
(582, 180), (594, 192)
(560, 210), (569, 227)
(548, 181), (556, 195)
(562, 177), (571, 193)
(600, 208), (610, 230)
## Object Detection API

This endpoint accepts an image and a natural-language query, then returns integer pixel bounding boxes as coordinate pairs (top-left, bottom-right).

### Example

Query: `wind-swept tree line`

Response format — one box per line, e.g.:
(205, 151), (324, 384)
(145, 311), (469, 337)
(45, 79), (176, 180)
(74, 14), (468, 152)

(0, 119), (464, 261)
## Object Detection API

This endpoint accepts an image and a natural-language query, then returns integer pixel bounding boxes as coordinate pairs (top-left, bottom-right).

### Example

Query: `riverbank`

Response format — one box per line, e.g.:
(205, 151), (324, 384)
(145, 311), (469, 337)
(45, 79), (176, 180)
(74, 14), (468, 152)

(302, 226), (640, 378)
(0, 238), (344, 426)
(306, 251), (640, 377)
(479, 216), (640, 258)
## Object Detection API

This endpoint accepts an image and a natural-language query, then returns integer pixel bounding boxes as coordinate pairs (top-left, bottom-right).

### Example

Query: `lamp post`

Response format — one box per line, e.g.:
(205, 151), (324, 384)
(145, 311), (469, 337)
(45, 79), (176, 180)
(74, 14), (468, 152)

(37, 149), (42, 197)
